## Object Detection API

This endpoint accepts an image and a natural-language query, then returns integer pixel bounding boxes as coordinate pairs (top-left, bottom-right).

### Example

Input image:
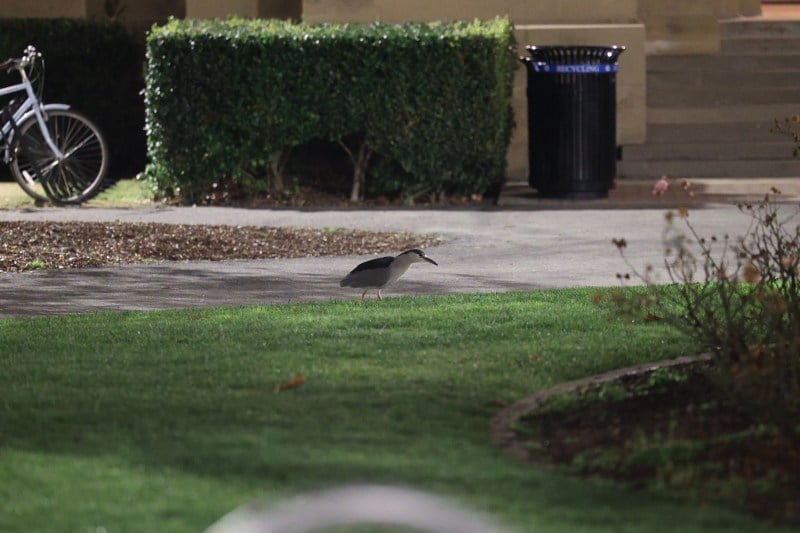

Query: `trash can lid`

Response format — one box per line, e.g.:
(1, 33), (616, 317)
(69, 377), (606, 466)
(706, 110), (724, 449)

(524, 45), (625, 65)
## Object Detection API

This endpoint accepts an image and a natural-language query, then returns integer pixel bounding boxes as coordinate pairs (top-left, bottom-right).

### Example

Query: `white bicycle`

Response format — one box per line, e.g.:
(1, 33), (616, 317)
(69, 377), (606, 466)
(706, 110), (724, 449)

(0, 45), (108, 204)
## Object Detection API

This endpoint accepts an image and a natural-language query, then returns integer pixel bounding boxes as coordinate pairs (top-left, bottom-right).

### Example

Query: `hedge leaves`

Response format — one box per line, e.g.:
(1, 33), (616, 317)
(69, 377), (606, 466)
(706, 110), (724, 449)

(145, 18), (515, 203)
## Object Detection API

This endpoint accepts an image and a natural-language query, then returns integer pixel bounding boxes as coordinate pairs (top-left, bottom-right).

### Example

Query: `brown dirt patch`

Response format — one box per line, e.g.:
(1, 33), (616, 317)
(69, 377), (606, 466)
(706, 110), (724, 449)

(0, 220), (441, 272)
(496, 359), (800, 525)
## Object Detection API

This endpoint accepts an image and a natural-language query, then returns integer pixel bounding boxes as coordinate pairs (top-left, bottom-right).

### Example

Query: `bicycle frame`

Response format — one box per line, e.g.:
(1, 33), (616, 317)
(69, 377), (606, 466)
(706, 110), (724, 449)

(0, 64), (65, 163)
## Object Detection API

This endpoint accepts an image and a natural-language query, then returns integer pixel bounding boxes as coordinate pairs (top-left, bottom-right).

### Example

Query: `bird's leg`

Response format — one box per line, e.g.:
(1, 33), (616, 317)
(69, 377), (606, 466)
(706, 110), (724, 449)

(377, 289), (383, 301)
(361, 290), (368, 302)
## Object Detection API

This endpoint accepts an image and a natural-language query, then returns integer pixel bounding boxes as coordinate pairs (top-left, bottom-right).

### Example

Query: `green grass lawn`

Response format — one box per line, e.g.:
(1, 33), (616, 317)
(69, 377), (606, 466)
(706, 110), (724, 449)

(0, 291), (776, 532)
(0, 178), (152, 208)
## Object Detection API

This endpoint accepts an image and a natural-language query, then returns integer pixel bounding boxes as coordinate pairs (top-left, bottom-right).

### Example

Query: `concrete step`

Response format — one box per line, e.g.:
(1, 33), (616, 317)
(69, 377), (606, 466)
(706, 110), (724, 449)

(649, 69), (800, 90)
(645, 122), (790, 143)
(648, 86), (800, 106)
(647, 104), (800, 125)
(720, 19), (800, 39)
(639, 0), (741, 20)
(498, 178), (800, 209)
(647, 53), (800, 72)
(720, 36), (800, 55)
(618, 159), (800, 179)
(623, 141), (797, 161)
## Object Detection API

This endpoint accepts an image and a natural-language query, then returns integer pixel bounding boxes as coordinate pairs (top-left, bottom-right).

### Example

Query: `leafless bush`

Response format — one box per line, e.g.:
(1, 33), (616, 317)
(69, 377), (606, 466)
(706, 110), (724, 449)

(608, 186), (800, 435)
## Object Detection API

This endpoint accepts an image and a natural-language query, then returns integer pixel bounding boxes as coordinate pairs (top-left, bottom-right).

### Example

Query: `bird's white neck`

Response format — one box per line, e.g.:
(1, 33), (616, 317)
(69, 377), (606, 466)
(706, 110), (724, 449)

(387, 253), (418, 283)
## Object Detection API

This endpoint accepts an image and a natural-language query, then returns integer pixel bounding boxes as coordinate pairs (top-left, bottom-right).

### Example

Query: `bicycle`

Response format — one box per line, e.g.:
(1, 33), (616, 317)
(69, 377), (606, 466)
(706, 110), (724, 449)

(0, 45), (108, 204)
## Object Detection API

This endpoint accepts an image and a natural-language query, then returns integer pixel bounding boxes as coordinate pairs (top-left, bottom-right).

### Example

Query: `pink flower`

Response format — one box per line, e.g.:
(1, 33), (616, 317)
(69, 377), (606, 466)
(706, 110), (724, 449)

(652, 175), (669, 196)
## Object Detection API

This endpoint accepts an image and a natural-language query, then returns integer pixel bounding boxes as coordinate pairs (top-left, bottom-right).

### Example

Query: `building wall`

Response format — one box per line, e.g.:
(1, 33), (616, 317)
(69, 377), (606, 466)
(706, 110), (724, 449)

(638, 0), (761, 54)
(186, 0), (300, 20)
(301, 0), (639, 25)
(0, 0), (184, 32)
(0, 0), (86, 18)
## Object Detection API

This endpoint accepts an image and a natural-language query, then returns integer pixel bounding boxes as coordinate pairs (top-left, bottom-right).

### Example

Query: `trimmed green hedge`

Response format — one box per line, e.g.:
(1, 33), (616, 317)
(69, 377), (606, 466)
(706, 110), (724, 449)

(0, 18), (145, 177)
(144, 17), (515, 203)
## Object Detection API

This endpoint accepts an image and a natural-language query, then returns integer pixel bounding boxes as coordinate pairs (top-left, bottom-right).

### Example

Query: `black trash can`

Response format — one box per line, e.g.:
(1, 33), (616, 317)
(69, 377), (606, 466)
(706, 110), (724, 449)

(520, 45), (625, 198)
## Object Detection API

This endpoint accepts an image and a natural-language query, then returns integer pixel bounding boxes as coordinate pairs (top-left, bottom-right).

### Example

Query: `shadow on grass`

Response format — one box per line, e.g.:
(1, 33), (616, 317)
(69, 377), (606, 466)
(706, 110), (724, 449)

(2, 377), (733, 531)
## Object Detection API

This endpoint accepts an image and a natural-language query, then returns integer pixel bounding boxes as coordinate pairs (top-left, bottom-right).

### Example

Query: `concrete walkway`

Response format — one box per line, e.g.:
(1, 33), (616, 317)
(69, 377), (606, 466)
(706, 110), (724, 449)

(2, 180), (780, 318)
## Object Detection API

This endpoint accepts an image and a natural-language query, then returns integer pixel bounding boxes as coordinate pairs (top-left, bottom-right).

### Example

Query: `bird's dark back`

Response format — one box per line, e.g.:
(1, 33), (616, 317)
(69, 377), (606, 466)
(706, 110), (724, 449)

(349, 256), (394, 274)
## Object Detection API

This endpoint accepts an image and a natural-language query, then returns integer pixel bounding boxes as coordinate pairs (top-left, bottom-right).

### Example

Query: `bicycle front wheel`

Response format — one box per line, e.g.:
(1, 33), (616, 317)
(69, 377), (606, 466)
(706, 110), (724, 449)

(10, 109), (109, 205)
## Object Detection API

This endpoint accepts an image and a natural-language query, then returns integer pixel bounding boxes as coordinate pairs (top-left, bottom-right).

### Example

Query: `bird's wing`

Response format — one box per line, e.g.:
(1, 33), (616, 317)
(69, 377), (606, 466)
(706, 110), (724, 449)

(340, 256), (394, 287)
(348, 256), (394, 274)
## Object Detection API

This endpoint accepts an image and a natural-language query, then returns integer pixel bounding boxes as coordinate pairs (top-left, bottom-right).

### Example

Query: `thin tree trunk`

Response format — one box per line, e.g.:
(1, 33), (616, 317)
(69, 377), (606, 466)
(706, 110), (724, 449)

(269, 146), (292, 193)
(337, 138), (373, 202)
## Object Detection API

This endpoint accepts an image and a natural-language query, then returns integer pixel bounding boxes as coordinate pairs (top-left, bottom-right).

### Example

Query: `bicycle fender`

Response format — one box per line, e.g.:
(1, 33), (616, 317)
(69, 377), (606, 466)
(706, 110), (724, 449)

(4, 103), (72, 160)
(17, 103), (71, 126)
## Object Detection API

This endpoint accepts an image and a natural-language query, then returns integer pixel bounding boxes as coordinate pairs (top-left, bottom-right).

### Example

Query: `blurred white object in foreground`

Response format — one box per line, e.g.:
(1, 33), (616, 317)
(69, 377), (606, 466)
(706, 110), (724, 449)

(206, 484), (507, 533)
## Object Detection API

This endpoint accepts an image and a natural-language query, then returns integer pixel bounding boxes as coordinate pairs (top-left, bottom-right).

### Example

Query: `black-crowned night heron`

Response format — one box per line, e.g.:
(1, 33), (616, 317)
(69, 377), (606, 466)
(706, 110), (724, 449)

(340, 249), (438, 301)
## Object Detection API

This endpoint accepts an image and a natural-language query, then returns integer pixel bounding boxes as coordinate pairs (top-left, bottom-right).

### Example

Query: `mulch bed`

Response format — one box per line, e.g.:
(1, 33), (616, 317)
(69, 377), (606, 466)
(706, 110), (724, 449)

(0, 220), (441, 272)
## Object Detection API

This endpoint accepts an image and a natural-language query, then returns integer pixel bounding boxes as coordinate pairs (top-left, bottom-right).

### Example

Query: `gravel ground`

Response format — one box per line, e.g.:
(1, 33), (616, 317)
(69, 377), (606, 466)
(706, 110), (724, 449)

(0, 220), (441, 272)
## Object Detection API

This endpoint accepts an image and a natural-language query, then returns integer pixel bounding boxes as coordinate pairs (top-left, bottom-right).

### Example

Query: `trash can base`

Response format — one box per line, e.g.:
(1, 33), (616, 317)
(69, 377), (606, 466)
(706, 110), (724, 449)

(536, 190), (609, 200)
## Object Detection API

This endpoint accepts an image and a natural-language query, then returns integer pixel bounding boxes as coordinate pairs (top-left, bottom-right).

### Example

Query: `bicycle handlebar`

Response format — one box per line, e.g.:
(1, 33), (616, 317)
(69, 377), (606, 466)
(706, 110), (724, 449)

(1, 45), (40, 72)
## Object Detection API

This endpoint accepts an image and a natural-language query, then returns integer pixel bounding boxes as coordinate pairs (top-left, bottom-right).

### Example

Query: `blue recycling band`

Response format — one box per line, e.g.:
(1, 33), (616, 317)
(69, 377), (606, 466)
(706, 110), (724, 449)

(531, 63), (618, 74)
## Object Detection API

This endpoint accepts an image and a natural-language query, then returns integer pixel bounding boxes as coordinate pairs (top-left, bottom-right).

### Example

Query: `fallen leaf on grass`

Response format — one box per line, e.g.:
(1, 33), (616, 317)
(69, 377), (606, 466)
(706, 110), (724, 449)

(492, 397), (509, 408)
(645, 313), (663, 323)
(275, 374), (305, 393)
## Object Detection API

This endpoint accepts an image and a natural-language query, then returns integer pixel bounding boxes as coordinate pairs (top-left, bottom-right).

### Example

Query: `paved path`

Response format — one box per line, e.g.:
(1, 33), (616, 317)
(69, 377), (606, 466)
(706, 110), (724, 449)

(0, 202), (761, 318)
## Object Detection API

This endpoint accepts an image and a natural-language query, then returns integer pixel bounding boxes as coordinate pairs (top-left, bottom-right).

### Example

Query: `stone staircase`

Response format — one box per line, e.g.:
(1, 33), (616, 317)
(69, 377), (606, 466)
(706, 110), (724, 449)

(618, 17), (800, 180)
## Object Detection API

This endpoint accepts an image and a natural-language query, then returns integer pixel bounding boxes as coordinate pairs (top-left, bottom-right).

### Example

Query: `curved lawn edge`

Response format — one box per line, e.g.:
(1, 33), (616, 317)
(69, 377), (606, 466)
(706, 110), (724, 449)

(490, 352), (714, 465)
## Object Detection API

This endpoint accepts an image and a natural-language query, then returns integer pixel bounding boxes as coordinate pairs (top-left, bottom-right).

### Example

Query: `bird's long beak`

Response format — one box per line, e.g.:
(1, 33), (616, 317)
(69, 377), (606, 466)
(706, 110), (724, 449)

(423, 256), (438, 266)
